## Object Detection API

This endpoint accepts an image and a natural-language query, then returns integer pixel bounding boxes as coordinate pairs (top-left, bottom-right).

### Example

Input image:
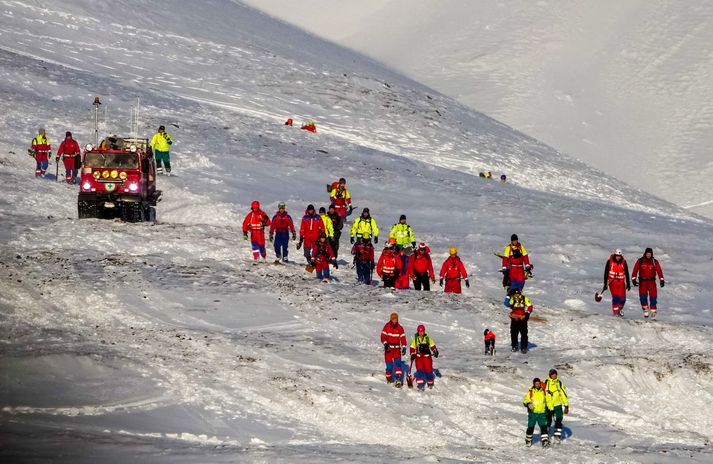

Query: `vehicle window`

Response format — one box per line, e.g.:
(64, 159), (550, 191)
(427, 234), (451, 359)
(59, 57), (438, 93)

(84, 152), (139, 169)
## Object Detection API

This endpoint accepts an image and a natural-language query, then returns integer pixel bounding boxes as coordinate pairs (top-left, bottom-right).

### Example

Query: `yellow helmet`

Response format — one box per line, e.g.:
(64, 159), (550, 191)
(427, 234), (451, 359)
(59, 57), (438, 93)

(449, 246), (458, 256)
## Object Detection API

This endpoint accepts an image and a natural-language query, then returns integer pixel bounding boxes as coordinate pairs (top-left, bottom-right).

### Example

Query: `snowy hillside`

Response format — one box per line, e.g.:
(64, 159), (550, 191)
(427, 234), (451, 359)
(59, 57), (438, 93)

(1, 1), (713, 463)
(245, 0), (713, 218)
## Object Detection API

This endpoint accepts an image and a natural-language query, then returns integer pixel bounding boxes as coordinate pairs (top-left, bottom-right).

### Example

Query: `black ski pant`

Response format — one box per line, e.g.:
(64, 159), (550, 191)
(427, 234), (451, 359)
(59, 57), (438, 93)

(484, 339), (495, 353)
(382, 274), (396, 288)
(510, 318), (528, 350)
(330, 231), (341, 258)
(413, 272), (431, 291)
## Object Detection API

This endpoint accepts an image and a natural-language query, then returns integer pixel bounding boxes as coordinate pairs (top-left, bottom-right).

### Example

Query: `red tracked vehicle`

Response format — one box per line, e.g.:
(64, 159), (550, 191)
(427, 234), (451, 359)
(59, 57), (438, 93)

(77, 136), (161, 222)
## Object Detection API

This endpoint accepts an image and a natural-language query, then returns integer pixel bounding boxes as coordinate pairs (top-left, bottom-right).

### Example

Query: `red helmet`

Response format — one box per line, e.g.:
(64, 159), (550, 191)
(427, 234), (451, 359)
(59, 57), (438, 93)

(594, 292), (603, 302)
(251, 200), (260, 210)
(417, 324), (425, 333)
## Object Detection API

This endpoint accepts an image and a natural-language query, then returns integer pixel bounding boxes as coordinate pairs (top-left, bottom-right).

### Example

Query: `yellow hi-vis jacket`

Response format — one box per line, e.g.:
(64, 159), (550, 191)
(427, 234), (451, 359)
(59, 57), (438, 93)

(523, 387), (553, 413)
(389, 223), (415, 247)
(545, 378), (569, 407)
(503, 243), (528, 257)
(351, 216), (379, 239)
(320, 213), (334, 238)
(150, 131), (173, 152)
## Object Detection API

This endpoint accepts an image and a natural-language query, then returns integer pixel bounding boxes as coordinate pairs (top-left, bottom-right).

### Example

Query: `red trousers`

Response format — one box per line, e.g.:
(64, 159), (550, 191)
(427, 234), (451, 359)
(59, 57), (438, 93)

(444, 278), (462, 294)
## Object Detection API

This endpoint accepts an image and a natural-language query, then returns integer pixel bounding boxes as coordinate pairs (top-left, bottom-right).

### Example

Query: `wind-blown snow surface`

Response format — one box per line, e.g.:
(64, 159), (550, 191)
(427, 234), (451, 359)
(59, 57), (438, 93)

(1, 1), (713, 462)
(244, 0), (713, 218)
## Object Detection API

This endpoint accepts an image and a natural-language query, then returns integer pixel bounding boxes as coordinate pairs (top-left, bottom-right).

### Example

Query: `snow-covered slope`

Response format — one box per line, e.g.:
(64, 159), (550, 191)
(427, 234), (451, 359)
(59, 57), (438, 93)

(1, 1), (713, 463)
(244, 0), (713, 218)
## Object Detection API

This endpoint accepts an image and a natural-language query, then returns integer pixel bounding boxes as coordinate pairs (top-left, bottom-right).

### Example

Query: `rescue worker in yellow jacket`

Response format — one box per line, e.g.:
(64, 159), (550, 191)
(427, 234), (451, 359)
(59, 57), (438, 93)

(545, 368), (569, 441)
(523, 377), (553, 448)
(389, 214), (416, 249)
(150, 125), (173, 176)
(319, 207), (334, 239)
(350, 208), (379, 243)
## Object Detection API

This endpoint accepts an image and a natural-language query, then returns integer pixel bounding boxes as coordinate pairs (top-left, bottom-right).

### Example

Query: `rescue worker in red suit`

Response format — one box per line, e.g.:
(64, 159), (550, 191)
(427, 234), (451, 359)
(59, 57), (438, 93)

(56, 131), (81, 184)
(439, 247), (470, 293)
(631, 247), (665, 319)
(483, 328), (496, 355)
(410, 324), (439, 390)
(269, 202), (296, 263)
(328, 178), (352, 222)
(408, 242), (435, 291)
(603, 249), (631, 317)
(242, 201), (271, 264)
(380, 312), (407, 387)
(310, 233), (336, 281)
(30, 128), (51, 177)
(501, 234), (532, 292)
(297, 204), (325, 263)
(393, 240), (412, 289)
(351, 235), (375, 284)
(377, 242), (402, 288)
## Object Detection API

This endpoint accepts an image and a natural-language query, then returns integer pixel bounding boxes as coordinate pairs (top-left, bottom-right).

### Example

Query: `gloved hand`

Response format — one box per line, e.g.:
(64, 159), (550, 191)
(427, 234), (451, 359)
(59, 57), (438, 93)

(310, 258), (316, 265)
(632, 278), (638, 287)
(242, 232), (248, 240)
(431, 278), (436, 284)
(401, 346), (406, 356)
(55, 156), (60, 162)
(603, 283), (608, 290)
(350, 236), (355, 244)
(292, 233), (296, 241)
(626, 283), (631, 291)
(527, 403), (533, 411)
(660, 280), (665, 288)
(410, 353), (416, 361)
(465, 279), (470, 288)
(269, 234), (274, 243)
(370, 262), (375, 271)
(524, 312), (530, 321)
(432, 349), (439, 358)
(332, 260), (339, 270)
(384, 342), (389, 353)
(296, 240), (302, 250)
(525, 264), (532, 272)
(374, 236), (378, 244)
(411, 241), (416, 248)
(564, 406), (569, 415)
(439, 278), (444, 287)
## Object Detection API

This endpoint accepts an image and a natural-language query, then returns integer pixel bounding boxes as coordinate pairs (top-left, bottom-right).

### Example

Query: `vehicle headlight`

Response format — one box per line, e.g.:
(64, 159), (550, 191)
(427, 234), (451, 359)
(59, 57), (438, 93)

(128, 183), (139, 192)
(82, 182), (92, 191)
(119, 172), (127, 180)
(102, 170), (110, 179)
(129, 145), (137, 152)
(110, 170), (118, 179)
(85, 144), (93, 151)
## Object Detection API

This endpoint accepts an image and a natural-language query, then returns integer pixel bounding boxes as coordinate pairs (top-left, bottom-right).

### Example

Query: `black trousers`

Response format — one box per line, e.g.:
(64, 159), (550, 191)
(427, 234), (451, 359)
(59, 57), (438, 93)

(413, 272), (430, 291)
(330, 231), (341, 258)
(383, 274), (396, 288)
(510, 318), (528, 349)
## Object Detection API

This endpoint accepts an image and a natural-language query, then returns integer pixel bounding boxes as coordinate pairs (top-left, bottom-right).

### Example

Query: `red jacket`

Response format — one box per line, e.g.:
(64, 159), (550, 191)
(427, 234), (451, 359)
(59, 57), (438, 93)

(440, 256), (468, 280)
(503, 254), (529, 281)
(242, 210), (271, 245)
(311, 240), (335, 270)
(604, 256), (630, 287)
(300, 211), (325, 247)
(380, 321), (406, 348)
(352, 242), (375, 263)
(408, 251), (435, 279)
(632, 257), (664, 281)
(377, 249), (402, 277)
(270, 211), (295, 234)
(57, 138), (80, 157)
(484, 331), (496, 342)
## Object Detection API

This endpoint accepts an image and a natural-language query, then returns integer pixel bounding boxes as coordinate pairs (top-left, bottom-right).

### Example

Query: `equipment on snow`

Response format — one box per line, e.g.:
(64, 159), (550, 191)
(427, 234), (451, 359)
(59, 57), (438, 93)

(306, 264), (315, 273)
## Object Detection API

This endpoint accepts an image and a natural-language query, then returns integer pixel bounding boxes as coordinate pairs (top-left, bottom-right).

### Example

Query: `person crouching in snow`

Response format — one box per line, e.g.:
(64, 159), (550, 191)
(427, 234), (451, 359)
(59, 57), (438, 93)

(242, 200), (271, 264)
(310, 233), (336, 282)
(483, 328), (496, 355)
(377, 242), (401, 288)
(631, 247), (665, 319)
(410, 324), (439, 390)
(381, 312), (407, 387)
(439, 246), (470, 293)
(351, 235), (375, 284)
(523, 378), (553, 448)
(603, 249), (631, 317)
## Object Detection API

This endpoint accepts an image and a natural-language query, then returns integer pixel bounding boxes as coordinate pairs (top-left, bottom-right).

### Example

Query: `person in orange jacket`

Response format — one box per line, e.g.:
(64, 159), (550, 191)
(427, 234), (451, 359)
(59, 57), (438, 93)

(242, 200), (271, 264)
(603, 249), (631, 317)
(408, 242), (436, 291)
(380, 312), (407, 387)
(56, 131), (81, 183)
(439, 246), (470, 293)
(377, 242), (402, 288)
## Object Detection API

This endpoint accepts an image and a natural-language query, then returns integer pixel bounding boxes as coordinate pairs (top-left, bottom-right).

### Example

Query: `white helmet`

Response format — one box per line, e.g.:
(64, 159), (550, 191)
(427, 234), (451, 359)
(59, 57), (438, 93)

(614, 249), (623, 256)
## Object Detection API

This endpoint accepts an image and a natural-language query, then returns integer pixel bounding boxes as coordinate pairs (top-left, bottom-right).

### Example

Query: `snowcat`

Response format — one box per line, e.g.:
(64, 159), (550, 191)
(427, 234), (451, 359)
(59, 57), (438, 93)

(77, 136), (161, 222)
